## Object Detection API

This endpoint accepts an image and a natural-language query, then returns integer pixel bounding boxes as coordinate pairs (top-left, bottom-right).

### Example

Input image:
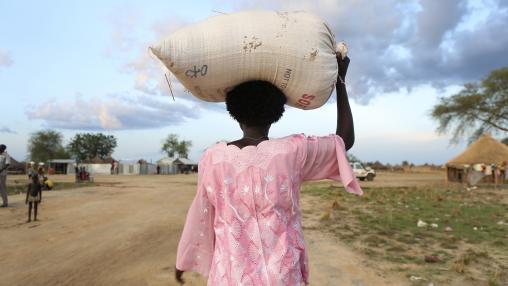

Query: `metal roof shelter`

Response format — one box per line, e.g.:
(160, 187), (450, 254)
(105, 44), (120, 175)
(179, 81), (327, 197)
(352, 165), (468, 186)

(47, 159), (76, 174)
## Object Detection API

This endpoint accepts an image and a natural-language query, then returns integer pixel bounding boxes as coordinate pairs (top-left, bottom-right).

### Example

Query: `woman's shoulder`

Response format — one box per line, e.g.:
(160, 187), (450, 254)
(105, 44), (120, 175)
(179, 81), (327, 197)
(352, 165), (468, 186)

(202, 142), (226, 157)
(208, 135), (302, 150)
(203, 135), (304, 159)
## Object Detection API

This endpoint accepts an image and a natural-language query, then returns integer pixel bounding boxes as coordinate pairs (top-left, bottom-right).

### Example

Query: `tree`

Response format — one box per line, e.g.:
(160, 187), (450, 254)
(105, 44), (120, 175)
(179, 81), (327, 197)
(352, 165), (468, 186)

(67, 133), (117, 162)
(27, 130), (69, 163)
(162, 134), (192, 158)
(347, 153), (360, 162)
(431, 67), (508, 143)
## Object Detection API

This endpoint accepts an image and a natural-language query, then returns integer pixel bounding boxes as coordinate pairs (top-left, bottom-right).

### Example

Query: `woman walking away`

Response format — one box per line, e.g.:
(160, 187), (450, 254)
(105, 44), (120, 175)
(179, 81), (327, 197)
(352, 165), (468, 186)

(176, 55), (361, 285)
(25, 174), (42, 222)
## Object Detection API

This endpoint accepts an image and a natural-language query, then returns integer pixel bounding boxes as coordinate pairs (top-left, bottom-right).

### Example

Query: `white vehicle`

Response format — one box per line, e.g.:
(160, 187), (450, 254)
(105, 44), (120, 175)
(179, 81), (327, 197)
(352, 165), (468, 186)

(350, 162), (376, 181)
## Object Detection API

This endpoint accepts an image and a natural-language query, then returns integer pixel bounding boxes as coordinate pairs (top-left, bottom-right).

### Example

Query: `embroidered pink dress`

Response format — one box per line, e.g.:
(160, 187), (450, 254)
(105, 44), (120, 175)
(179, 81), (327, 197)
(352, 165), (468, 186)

(176, 134), (363, 285)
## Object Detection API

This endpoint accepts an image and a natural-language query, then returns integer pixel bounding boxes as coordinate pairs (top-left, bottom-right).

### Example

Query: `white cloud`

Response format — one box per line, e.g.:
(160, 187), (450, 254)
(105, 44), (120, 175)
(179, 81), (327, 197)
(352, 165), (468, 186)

(25, 9), (205, 131)
(105, 10), (209, 104)
(124, 18), (195, 99)
(25, 93), (201, 130)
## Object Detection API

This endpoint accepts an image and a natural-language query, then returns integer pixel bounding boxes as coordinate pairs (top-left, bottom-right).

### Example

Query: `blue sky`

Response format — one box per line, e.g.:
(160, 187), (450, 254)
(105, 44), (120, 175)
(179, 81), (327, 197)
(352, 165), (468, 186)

(1, 0), (507, 164)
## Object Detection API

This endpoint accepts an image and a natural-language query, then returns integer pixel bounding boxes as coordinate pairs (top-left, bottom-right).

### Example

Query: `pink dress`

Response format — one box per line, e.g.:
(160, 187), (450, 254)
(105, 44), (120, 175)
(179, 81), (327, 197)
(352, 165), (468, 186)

(176, 134), (363, 285)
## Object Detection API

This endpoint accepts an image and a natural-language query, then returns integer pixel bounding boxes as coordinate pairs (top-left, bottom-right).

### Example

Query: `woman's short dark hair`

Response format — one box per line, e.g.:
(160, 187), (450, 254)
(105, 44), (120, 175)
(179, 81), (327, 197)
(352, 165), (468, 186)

(225, 81), (286, 127)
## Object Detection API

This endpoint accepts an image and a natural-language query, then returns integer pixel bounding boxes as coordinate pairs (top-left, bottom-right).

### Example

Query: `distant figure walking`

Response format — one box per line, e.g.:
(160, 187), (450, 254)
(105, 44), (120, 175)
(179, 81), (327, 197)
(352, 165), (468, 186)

(37, 165), (47, 187)
(74, 164), (80, 183)
(25, 175), (42, 222)
(0, 144), (11, 208)
(502, 161), (508, 183)
(27, 161), (36, 179)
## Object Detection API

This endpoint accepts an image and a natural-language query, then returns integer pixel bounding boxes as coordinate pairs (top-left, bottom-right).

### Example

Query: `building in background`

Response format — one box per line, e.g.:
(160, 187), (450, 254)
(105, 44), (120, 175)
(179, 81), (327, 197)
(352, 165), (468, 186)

(173, 158), (198, 173)
(118, 159), (157, 175)
(137, 159), (157, 175)
(81, 156), (116, 175)
(156, 157), (197, 174)
(446, 134), (508, 184)
(157, 157), (178, 174)
(7, 157), (25, 174)
(47, 159), (76, 175)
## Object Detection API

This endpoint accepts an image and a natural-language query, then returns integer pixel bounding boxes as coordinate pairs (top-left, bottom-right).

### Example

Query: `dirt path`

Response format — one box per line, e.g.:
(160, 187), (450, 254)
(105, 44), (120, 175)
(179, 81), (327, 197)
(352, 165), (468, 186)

(301, 195), (405, 286)
(1, 175), (405, 285)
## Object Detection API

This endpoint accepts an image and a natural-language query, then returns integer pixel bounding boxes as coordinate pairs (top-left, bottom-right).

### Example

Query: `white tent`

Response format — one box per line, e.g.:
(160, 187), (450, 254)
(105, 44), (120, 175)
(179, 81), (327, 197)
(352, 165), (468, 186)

(157, 157), (178, 174)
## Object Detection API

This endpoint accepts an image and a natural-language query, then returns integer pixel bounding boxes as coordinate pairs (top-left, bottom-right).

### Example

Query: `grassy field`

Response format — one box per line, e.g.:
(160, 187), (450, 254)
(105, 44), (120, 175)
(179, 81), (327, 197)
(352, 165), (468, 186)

(302, 176), (508, 285)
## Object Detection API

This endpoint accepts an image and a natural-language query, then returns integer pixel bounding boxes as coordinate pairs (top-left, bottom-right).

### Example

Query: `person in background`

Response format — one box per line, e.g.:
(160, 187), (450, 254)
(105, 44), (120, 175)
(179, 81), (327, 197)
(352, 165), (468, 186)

(502, 161), (508, 183)
(25, 174), (42, 222)
(27, 161), (36, 179)
(37, 164), (47, 188)
(74, 164), (80, 183)
(0, 144), (11, 207)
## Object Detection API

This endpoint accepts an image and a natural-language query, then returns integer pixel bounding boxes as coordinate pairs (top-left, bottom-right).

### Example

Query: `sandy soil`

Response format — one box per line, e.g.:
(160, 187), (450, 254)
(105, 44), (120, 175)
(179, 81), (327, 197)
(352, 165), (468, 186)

(1, 174), (408, 286)
(356, 170), (446, 188)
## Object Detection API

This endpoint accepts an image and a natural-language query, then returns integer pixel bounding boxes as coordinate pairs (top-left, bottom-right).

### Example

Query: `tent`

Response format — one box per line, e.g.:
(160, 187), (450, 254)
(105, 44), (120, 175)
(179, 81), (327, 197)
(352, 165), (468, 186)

(446, 134), (508, 183)
(157, 157), (178, 174)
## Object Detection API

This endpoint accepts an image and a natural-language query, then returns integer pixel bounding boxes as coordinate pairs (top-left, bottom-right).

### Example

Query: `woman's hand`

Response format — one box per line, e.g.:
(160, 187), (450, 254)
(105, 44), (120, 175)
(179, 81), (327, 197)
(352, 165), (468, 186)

(175, 268), (185, 285)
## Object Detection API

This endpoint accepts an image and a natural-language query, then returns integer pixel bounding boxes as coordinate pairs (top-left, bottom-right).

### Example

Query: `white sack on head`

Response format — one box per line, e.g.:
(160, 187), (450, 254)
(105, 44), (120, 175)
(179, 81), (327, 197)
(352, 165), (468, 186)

(150, 10), (340, 110)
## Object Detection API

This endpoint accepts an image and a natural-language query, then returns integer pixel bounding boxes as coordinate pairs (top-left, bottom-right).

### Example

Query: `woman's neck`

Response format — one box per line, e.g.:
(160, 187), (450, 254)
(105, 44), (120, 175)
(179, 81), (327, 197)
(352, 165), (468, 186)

(227, 124), (271, 148)
(241, 124), (270, 139)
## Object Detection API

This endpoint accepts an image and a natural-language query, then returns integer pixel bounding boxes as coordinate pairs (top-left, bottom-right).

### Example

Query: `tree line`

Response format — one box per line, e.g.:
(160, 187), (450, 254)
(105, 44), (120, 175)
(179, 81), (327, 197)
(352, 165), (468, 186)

(27, 131), (192, 163)
(28, 131), (118, 163)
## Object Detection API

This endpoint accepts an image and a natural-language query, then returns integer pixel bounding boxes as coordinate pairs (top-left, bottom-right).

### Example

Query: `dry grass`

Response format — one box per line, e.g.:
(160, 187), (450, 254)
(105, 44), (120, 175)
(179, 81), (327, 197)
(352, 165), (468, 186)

(301, 172), (508, 286)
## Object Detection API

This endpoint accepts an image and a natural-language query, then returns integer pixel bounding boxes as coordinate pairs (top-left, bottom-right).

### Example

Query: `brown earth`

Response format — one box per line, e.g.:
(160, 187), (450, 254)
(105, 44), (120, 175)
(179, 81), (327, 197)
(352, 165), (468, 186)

(0, 173), (425, 286)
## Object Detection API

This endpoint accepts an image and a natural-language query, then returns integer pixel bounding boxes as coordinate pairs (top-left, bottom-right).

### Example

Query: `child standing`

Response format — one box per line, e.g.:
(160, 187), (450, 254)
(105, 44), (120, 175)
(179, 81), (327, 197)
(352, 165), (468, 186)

(25, 175), (42, 222)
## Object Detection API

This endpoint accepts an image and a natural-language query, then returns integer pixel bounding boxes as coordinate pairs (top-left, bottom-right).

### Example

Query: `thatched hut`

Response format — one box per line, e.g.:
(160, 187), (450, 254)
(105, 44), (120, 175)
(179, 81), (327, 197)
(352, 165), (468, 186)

(7, 157), (25, 174)
(446, 134), (508, 184)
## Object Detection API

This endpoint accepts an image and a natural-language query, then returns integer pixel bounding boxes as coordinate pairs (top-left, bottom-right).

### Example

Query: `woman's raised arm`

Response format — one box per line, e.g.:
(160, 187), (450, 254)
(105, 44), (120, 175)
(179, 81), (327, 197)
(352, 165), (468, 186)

(335, 56), (355, 151)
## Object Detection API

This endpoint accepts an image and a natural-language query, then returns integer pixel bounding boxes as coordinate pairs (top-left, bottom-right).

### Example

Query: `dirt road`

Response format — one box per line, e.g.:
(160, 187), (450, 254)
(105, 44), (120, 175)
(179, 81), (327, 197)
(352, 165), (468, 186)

(1, 174), (404, 286)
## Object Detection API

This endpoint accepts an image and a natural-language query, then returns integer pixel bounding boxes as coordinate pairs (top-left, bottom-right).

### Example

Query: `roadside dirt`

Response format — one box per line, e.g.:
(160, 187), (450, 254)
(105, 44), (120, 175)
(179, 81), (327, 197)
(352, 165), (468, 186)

(1, 174), (405, 285)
